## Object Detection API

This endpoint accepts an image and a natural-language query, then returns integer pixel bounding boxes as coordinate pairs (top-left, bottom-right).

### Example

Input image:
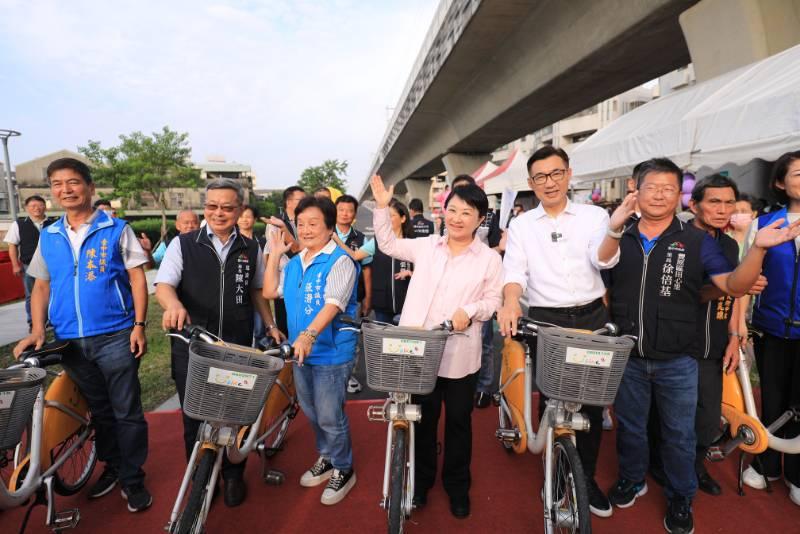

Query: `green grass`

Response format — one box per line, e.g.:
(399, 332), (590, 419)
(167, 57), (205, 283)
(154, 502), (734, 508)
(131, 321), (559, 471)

(0, 299), (176, 412)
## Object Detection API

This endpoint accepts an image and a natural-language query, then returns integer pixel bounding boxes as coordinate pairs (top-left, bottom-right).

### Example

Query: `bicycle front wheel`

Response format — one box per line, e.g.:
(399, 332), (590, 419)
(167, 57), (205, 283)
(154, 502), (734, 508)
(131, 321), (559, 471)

(387, 427), (409, 534)
(175, 449), (216, 534)
(547, 435), (590, 534)
(53, 426), (97, 496)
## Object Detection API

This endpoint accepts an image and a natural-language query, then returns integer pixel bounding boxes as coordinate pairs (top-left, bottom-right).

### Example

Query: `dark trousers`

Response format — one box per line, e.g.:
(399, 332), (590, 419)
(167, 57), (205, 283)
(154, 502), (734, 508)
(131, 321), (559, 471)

(274, 298), (288, 336)
(753, 333), (800, 486)
(172, 344), (245, 480)
(61, 328), (148, 488)
(527, 302), (606, 481)
(22, 264), (35, 328)
(650, 357), (722, 476)
(415, 372), (478, 499)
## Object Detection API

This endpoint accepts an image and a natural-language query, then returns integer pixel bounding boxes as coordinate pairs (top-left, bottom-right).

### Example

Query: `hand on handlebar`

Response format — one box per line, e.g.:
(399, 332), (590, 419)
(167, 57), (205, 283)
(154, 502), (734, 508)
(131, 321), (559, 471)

(497, 302), (522, 337)
(723, 338), (741, 375)
(450, 308), (471, 332)
(292, 334), (314, 365)
(162, 301), (191, 331)
(13, 330), (46, 360)
(268, 326), (287, 345)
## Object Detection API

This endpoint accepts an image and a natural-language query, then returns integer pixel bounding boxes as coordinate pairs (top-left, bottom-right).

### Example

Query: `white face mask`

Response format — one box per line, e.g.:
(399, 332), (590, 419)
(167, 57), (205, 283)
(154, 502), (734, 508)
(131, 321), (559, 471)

(729, 212), (753, 230)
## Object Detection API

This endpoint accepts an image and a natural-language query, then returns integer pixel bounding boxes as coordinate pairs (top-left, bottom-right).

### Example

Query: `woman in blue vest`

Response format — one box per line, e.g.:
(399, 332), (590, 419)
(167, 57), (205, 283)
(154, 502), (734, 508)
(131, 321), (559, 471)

(742, 151), (800, 506)
(263, 195), (360, 506)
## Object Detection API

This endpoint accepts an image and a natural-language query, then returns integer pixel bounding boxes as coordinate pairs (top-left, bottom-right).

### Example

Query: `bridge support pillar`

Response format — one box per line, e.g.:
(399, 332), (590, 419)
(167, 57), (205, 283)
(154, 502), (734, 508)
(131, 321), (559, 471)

(441, 153), (491, 183)
(680, 0), (800, 82)
(401, 178), (433, 211)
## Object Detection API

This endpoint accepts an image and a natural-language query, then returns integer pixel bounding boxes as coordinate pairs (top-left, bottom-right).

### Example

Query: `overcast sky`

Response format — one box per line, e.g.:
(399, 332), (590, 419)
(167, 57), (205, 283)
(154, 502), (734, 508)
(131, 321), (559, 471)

(0, 0), (438, 194)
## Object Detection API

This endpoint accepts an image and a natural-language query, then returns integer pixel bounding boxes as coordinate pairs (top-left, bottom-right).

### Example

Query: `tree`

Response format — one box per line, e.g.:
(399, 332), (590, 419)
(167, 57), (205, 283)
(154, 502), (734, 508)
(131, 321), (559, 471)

(254, 190), (284, 219)
(79, 126), (203, 240)
(297, 159), (348, 193)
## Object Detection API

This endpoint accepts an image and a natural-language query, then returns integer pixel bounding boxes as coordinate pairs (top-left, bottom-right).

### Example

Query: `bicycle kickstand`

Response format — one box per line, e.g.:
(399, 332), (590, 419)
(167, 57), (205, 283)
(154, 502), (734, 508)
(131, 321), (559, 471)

(737, 451), (746, 497)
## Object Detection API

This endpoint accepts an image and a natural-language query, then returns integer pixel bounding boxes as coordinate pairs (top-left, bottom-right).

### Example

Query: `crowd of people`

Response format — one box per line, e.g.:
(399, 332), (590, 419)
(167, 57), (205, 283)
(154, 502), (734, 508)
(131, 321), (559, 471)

(7, 146), (800, 533)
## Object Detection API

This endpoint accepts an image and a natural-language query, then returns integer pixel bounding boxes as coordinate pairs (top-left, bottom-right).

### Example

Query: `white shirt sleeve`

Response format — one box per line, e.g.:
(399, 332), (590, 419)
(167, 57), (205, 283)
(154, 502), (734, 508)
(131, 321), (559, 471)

(501, 218), (529, 293)
(589, 208), (620, 269)
(154, 238), (184, 287)
(3, 221), (20, 245)
(252, 246), (266, 289)
(25, 243), (49, 280)
(324, 256), (357, 311)
(119, 226), (150, 270)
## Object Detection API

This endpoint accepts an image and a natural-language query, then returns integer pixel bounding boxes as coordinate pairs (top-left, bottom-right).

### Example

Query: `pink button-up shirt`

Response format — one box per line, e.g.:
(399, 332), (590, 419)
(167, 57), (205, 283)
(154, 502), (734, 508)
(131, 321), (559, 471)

(373, 207), (503, 379)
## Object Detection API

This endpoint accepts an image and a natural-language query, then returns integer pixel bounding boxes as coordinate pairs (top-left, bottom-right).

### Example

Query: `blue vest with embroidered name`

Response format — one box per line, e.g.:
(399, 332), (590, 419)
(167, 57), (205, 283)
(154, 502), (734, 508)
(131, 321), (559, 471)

(752, 208), (800, 339)
(284, 245), (359, 366)
(40, 211), (135, 339)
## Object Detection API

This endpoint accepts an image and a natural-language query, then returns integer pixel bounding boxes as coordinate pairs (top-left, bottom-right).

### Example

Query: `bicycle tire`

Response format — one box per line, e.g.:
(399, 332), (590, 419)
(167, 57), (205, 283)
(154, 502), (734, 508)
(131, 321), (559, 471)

(387, 427), (408, 534)
(53, 427), (97, 496)
(548, 436), (591, 534)
(175, 449), (216, 534)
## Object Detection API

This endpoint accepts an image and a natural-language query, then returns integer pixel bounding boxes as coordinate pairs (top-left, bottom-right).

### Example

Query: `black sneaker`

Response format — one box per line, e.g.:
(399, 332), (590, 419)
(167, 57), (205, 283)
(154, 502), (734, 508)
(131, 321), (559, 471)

(588, 479), (612, 518)
(320, 469), (356, 505)
(300, 456), (334, 487)
(608, 478), (647, 508)
(121, 483), (153, 512)
(664, 497), (694, 534)
(88, 466), (118, 499)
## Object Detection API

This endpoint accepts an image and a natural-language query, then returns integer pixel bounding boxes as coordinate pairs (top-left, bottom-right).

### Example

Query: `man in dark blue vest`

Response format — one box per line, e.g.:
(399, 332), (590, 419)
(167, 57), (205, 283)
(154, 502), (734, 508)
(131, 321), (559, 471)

(156, 178), (283, 508)
(603, 158), (800, 534)
(14, 158), (152, 512)
(4, 194), (56, 330)
(409, 198), (434, 238)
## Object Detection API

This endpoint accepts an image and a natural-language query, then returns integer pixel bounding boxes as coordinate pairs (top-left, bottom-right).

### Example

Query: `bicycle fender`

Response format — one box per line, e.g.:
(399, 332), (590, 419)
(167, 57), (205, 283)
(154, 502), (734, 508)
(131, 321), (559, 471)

(501, 338), (527, 454)
(41, 372), (90, 469)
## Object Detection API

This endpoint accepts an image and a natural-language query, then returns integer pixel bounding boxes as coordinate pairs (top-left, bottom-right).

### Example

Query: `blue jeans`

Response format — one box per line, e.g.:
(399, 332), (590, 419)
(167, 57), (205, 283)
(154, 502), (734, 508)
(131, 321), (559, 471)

(61, 327), (148, 487)
(22, 264), (35, 328)
(293, 359), (355, 471)
(615, 355), (698, 500)
(476, 320), (495, 393)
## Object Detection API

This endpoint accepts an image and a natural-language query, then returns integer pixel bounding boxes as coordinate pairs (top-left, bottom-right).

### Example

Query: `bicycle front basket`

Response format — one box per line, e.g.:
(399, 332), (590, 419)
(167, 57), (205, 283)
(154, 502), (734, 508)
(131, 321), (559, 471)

(184, 340), (284, 426)
(0, 368), (46, 450)
(535, 327), (633, 406)
(362, 322), (449, 395)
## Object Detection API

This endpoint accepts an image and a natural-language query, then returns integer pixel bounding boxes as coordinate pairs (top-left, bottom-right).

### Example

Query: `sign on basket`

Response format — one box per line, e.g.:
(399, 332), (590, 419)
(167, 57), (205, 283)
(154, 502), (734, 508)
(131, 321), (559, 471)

(0, 390), (16, 409)
(565, 347), (613, 368)
(207, 368), (258, 390)
(382, 337), (426, 356)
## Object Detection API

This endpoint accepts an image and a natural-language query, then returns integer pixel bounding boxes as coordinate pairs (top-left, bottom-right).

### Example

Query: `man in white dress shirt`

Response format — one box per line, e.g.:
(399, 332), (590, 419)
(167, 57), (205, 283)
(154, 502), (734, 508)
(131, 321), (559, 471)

(498, 146), (637, 518)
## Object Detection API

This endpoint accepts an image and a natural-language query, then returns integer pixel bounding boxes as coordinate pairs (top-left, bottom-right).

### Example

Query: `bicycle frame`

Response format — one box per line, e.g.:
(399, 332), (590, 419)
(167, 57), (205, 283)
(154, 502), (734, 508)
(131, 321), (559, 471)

(1, 363), (94, 530)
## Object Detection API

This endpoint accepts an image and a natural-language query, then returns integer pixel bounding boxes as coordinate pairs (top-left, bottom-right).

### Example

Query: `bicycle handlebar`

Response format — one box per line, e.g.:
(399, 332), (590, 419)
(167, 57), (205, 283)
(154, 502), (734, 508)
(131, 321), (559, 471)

(339, 315), (457, 333)
(513, 316), (621, 338)
(167, 326), (297, 361)
(10, 340), (71, 369)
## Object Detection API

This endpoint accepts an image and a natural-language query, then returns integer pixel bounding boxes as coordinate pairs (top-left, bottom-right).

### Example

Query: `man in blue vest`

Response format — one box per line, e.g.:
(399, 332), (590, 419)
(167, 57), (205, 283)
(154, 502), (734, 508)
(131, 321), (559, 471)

(14, 157), (152, 512)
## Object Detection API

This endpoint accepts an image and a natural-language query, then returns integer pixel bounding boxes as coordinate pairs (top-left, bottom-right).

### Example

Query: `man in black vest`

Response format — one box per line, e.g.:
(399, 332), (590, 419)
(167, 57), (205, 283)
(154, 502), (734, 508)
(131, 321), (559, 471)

(156, 179), (283, 508)
(4, 195), (56, 329)
(409, 198), (434, 238)
(603, 158), (800, 534)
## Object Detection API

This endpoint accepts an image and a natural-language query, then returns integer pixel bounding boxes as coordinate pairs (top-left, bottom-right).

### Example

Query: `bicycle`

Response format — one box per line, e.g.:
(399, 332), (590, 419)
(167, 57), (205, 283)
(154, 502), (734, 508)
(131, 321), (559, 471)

(341, 316), (455, 534)
(495, 317), (633, 534)
(0, 341), (97, 533)
(164, 325), (298, 534)
(710, 323), (800, 495)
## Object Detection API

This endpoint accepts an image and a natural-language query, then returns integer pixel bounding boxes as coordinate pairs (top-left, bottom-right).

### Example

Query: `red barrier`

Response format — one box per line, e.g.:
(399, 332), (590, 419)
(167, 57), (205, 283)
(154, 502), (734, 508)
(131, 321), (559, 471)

(0, 250), (25, 303)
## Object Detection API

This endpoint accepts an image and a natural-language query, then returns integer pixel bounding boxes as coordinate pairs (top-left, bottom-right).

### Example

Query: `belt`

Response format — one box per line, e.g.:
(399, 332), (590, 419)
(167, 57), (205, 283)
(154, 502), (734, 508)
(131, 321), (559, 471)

(529, 298), (604, 317)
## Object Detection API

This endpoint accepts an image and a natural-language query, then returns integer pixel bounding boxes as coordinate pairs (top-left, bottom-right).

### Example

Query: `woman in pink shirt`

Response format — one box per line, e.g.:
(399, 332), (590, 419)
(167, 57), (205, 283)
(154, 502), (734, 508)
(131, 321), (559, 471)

(370, 175), (503, 519)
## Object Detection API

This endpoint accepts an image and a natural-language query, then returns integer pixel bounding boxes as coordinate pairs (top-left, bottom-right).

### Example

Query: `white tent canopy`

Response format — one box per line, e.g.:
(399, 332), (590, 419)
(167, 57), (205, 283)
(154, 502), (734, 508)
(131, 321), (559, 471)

(571, 43), (800, 183)
(480, 149), (530, 195)
(472, 160), (498, 181)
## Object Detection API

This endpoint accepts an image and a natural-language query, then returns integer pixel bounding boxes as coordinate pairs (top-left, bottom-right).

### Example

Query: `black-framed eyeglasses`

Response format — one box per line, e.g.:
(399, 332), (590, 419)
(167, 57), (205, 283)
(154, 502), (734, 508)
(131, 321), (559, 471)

(529, 169), (567, 185)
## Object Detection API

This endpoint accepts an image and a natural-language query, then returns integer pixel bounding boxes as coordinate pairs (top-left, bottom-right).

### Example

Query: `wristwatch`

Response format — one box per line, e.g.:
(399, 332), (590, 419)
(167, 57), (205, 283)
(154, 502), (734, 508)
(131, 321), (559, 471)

(266, 324), (278, 332)
(133, 321), (147, 327)
(606, 227), (624, 239)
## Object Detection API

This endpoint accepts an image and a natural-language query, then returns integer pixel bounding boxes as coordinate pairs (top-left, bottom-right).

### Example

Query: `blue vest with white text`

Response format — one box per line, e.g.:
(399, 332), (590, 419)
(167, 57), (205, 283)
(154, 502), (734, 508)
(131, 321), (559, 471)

(40, 211), (135, 339)
(284, 245), (359, 366)
(752, 208), (800, 339)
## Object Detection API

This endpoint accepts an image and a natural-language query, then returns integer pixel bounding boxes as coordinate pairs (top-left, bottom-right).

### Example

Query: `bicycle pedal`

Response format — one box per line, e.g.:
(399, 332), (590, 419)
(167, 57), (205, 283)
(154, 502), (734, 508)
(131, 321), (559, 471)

(706, 447), (725, 462)
(51, 509), (80, 531)
(263, 469), (285, 486)
(491, 393), (501, 407)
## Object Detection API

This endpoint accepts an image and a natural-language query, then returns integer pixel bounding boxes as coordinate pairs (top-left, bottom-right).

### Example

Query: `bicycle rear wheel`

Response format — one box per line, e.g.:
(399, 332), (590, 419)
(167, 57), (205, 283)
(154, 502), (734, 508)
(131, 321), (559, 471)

(175, 449), (216, 534)
(387, 427), (409, 534)
(53, 426), (97, 496)
(548, 435), (590, 534)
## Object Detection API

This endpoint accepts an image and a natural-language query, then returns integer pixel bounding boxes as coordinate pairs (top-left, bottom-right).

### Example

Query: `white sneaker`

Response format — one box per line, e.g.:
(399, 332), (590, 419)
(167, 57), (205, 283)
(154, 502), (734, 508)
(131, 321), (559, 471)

(300, 456), (333, 487)
(320, 469), (356, 505)
(741, 465), (780, 490)
(347, 376), (362, 394)
(789, 481), (800, 507)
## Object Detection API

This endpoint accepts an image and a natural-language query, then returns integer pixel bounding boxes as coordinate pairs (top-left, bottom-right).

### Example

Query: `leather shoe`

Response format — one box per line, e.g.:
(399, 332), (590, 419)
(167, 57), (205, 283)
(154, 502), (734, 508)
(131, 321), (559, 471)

(475, 392), (491, 409)
(698, 472), (722, 496)
(223, 477), (247, 507)
(412, 491), (428, 509)
(449, 495), (470, 518)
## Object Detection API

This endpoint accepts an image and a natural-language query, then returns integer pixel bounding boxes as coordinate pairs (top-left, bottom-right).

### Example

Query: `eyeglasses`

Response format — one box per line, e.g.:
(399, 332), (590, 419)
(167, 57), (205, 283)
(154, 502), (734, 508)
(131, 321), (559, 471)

(639, 184), (679, 197)
(204, 203), (240, 213)
(529, 169), (567, 185)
